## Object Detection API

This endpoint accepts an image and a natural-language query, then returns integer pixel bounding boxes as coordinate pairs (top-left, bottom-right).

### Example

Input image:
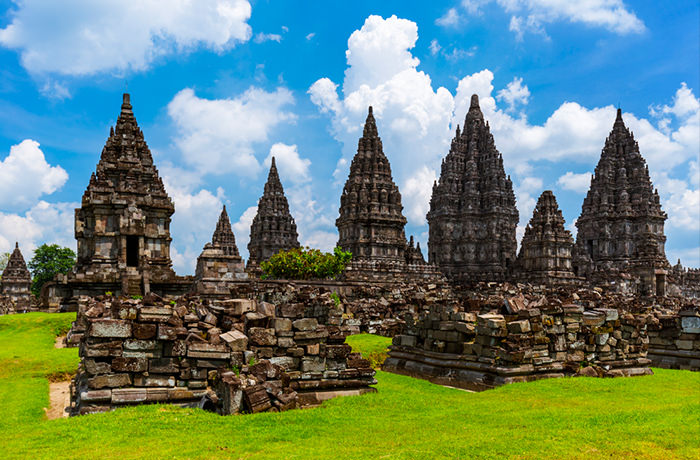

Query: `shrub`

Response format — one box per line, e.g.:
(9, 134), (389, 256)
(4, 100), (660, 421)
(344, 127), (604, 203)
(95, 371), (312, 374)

(261, 246), (352, 280)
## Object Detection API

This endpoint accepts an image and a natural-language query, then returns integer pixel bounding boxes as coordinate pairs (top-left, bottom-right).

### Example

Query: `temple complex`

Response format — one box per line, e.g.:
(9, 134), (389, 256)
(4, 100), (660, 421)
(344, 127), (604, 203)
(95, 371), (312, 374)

(0, 243), (33, 310)
(514, 191), (575, 284)
(574, 109), (670, 295)
(247, 158), (300, 267)
(194, 206), (247, 295)
(427, 95), (519, 283)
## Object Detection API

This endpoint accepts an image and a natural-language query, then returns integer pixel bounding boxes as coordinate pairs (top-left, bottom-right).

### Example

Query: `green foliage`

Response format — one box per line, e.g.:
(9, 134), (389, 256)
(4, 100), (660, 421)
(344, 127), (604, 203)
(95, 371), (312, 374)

(330, 292), (341, 307)
(346, 334), (391, 368)
(0, 252), (10, 276)
(247, 356), (257, 366)
(0, 317), (699, 459)
(27, 244), (76, 296)
(131, 295), (143, 300)
(105, 291), (113, 297)
(261, 246), (352, 280)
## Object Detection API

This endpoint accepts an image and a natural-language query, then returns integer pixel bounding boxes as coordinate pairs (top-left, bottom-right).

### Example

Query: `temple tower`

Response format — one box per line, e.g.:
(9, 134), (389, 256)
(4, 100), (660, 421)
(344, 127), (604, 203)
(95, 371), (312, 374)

(195, 206), (246, 293)
(247, 158), (299, 267)
(74, 93), (176, 296)
(1, 242), (33, 308)
(515, 191), (575, 284)
(336, 107), (408, 262)
(427, 94), (518, 283)
(574, 109), (669, 294)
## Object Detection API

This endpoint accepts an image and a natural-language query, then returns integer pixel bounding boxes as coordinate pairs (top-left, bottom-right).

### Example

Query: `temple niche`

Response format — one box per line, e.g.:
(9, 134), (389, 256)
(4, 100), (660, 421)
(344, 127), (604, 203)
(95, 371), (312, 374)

(247, 158), (300, 268)
(68, 93), (188, 298)
(427, 94), (519, 283)
(574, 109), (670, 295)
(514, 191), (575, 285)
(194, 206), (247, 295)
(0, 243), (33, 312)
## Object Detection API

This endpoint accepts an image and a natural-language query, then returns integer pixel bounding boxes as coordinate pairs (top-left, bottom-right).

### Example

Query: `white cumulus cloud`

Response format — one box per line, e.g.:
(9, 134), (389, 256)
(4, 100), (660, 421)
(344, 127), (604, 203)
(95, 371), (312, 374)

(0, 0), (252, 76)
(557, 171), (593, 193)
(0, 139), (68, 211)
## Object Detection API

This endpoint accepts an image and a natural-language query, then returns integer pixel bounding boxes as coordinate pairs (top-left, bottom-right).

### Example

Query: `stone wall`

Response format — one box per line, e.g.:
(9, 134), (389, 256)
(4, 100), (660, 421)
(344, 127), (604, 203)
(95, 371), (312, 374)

(70, 292), (376, 415)
(384, 299), (652, 390)
(647, 307), (700, 371)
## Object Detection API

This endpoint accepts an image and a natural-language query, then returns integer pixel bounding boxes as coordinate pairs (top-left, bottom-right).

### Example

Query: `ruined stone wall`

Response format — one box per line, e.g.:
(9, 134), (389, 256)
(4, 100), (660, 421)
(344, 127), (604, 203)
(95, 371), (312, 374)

(647, 307), (700, 371)
(384, 300), (652, 390)
(70, 292), (376, 415)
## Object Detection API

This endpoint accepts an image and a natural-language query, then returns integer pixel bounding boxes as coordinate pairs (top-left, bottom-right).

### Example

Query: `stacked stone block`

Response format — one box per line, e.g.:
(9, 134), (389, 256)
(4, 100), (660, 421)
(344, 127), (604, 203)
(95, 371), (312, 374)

(70, 293), (376, 415)
(647, 307), (700, 371)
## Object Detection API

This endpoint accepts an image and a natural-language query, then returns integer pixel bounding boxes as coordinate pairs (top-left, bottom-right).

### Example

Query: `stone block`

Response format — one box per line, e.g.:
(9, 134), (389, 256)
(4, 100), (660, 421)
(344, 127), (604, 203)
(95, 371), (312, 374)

(88, 373), (132, 389)
(257, 301), (276, 317)
(278, 303), (305, 318)
(272, 318), (292, 332)
(248, 327), (277, 346)
(187, 343), (231, 359)
(133, 375), (176, 387)
(220, 329), (248, 351)
(111, 357), (148, 372)
(84, 359), (111, 375)
(149, 358), (180, 374)
(132, 323), (157, 339)
(111, 388), (147, 404)
(80, 389), (112, 402)
(90, 319), (132, 338)
(507, 320), (531, 334)
(139, 306), (173, 322)
(293, 318), (319, 331)
(681, 316), (700, 334)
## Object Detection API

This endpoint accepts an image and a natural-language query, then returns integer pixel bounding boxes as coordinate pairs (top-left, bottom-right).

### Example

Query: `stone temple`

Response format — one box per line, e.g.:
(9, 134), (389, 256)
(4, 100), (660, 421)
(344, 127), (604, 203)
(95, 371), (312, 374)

(574, 109), (670, 295)
(247, 158), (300, 267)
(337, 107), (440, 281)
(0, 243), (33, 310)
(514, 191), (575, 284)
(427, 95), (519, 283)
(50, 93), (190, 301)
(194, 205), (247, 295)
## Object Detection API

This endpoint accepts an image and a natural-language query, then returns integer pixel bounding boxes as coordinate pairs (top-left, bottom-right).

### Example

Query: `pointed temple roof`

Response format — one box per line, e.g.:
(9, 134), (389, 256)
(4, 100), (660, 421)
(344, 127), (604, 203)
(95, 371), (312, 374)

(1, 242), (31, 284)
(521, 191), (572, 244)
(248, 157), (299, 265)
(211, 205), (240, 257)
(82, 93), (173, 211)
(336, 106), (408, 262)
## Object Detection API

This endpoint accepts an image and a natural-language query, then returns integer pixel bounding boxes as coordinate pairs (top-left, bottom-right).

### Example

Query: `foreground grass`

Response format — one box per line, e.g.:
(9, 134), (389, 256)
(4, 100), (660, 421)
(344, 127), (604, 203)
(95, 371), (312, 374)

(0, 314), (699, 459)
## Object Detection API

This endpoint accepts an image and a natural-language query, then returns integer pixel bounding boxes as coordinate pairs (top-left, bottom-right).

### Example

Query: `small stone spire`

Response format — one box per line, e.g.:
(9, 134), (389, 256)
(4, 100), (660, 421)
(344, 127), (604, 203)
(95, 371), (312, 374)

(465, 94), (484, 124)
(211, 205), (240, 257)
(1, 242), (32, 298)
(362, 106), (378, 138)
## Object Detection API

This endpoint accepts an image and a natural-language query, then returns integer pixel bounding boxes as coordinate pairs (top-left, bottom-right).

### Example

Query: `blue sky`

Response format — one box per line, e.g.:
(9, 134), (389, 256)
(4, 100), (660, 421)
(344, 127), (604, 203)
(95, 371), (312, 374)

(0, 0), (698, 274)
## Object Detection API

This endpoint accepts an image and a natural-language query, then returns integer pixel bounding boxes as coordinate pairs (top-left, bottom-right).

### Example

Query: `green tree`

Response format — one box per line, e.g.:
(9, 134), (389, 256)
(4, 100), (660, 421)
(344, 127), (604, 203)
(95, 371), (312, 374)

(0, 252), (10, 277)
(27, 244), (76, 296)
(261, 246), (352, 280)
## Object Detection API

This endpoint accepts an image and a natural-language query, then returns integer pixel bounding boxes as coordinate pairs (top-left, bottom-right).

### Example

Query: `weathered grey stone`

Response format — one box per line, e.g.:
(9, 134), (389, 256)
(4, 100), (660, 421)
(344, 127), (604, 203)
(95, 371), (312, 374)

(90, 319), (132, 338)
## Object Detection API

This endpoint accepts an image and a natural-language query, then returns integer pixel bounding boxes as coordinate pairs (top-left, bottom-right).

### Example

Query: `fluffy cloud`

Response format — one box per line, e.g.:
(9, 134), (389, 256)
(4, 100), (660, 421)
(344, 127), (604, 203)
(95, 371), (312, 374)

(557, 171), (593, 193)
(0, 139), (68, 211)
(167, 87), (296, 178)
(0, 0), (252, 76)
(231, 205), (257, 260)
(0, 200), (77, 256)
(436, 8), (462, 28)
(458, 0), (644, 38)
(310, 14), (698, 262)
(264, 143), (311, 185)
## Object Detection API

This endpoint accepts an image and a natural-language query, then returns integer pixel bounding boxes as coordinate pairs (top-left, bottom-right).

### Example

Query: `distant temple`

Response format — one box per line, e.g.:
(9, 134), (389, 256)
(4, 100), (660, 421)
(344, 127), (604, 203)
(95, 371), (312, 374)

(427, 95), (519, 283)
(0, 243), (33, 311)
(194, 205), (247, 295)
(514, 191), (575, 284)
(574, 109), (670, 295)
(337, 107), (440, 281)
(247, 158), (300, 267)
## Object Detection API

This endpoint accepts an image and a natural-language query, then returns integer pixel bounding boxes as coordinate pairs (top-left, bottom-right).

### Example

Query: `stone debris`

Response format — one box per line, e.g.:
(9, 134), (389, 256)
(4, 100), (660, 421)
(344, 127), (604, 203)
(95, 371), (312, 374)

(69, 290), (376, 416)
(647, 307), (700, 371)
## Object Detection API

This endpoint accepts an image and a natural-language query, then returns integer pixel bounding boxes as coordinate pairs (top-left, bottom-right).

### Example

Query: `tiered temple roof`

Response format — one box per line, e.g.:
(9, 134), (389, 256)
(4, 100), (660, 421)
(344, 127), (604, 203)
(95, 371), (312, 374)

(336, 107), (408, 262)
(427, 94), (519, 282)
(195, 206), (246, 291)
(211, 205), (240, 258)
(1, 242), (32, 298)
(575, 109), (668, 279)
(515, 191), (575, 284)
(247, 158), (299, 266)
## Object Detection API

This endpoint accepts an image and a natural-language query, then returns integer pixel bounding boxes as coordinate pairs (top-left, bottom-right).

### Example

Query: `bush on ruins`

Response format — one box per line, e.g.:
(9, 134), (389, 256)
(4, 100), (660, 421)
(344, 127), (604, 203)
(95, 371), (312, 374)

(28, 244), (76, 296)
(261, 246), (352, 280)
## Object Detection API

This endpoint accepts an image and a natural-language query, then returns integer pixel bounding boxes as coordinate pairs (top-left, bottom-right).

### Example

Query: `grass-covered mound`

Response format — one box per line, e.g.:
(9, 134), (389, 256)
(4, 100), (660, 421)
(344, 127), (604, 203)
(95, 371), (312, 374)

(0, 313), (698, 459)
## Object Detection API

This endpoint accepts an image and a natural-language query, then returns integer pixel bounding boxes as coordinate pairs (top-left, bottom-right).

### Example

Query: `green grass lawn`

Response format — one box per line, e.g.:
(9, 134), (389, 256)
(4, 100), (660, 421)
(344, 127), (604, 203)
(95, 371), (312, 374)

(1, 313), (699, 459)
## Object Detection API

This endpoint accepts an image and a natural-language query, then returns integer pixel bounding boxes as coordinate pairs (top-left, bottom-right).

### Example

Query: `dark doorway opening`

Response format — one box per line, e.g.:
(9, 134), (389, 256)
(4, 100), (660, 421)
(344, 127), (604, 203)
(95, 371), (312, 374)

(655, 274), (665, 297)
(126, 236), (139, 267)
(586, 240), (594, 257)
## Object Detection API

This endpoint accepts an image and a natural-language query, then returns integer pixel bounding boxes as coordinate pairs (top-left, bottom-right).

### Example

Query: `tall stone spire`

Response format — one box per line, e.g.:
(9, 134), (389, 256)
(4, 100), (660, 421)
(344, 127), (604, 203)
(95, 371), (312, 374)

(574, 108), (668, 283)
(336, 106), (408, 262)
(212, 205), (240, 257)
(74, 93), (177, 296)
(427, 94), (518, 283)
(247, 157), (300, 266)
(1, 242), (33, 298)
(515, 191), (575, 284)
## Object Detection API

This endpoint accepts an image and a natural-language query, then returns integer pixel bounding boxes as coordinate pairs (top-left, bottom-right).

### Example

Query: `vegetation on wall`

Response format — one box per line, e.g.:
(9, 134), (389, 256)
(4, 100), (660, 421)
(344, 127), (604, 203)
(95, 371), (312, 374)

(261, 246), (352, 280)
(27, 244), (76, 296)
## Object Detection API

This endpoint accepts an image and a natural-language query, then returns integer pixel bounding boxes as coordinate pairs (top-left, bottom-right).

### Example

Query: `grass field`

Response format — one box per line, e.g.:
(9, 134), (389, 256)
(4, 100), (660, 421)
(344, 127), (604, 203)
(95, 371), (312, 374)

(1, 312), (699, 459)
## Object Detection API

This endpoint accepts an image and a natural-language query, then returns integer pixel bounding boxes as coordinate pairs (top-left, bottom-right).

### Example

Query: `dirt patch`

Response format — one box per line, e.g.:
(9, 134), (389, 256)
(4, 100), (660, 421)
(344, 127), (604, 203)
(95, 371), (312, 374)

(44, 381), (71, 420)
(54, 335), (66, 348)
